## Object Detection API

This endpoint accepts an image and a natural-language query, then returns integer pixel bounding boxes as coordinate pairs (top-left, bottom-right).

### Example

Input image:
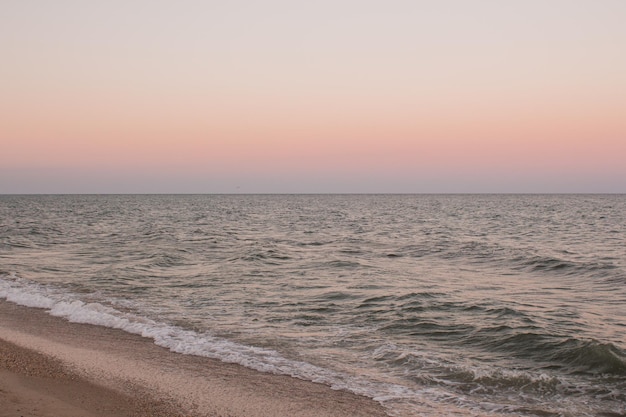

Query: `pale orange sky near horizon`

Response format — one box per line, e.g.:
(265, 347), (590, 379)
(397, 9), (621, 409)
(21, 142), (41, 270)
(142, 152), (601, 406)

(1, 0), (625, 193)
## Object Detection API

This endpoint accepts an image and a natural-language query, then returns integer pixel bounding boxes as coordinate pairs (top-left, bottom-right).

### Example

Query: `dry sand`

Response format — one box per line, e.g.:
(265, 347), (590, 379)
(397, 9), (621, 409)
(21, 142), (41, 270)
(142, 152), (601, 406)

(0, 339), (179, 417)
(0, 300), (389, 417)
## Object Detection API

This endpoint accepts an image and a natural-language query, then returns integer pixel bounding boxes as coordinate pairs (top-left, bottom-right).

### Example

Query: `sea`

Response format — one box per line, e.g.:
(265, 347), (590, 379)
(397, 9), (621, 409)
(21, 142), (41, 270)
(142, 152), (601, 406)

(0, 194), (624, 417)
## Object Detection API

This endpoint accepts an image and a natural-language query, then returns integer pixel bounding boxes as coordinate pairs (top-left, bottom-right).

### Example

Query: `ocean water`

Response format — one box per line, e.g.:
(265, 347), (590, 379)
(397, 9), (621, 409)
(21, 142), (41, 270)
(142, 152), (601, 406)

(0, 194), (625, 417)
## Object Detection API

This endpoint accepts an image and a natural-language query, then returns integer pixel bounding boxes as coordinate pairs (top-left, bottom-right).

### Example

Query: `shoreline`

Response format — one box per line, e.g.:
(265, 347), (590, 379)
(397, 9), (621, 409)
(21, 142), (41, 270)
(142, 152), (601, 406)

(0, 300), (389, 417)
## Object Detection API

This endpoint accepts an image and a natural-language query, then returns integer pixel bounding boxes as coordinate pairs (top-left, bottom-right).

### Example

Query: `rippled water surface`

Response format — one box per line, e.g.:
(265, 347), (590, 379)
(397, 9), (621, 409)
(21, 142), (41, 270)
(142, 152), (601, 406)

(1, 194), (625, 416)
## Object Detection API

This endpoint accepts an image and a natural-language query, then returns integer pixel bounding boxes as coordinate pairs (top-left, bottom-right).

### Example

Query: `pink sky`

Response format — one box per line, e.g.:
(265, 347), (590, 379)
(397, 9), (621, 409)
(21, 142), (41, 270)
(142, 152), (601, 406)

(1, 1), (625, 193)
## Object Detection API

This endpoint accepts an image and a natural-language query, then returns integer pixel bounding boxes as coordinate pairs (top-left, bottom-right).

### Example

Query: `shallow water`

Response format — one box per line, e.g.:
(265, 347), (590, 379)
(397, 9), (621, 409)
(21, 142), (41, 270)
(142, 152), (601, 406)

(1, 194), (625, 416)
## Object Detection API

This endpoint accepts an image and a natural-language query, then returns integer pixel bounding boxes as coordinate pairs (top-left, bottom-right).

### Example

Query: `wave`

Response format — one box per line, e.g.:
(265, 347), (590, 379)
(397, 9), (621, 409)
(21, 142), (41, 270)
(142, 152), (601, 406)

(0, 274), (423, 414)
(469, 329), (626, 376)
(372, 344), (562, 396)
(357, 290), (626, 378)
(230, 248), (292, 265)
(0, 274), (305, 375)
(372, 341), (626, 414)
(550, 339), (626, 375)
(394, 239), (622, 280)
(509, 254), (619, 278)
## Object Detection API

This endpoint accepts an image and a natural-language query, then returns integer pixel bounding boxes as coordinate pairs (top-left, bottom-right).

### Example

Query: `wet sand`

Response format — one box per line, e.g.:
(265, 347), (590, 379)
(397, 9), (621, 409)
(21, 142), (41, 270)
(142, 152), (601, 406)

(0, 300), (389, 417)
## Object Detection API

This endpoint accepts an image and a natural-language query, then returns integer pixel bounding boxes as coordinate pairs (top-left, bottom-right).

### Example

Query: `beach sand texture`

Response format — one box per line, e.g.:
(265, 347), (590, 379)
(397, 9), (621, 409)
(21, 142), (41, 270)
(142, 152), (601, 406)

(0, 341), (178, 417)
(0, 300), (388, 417)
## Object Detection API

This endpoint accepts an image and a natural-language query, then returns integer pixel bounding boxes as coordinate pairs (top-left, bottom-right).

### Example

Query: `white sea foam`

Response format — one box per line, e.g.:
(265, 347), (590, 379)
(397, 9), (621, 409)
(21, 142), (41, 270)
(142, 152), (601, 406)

(0, 274), (433, 416)
(0, 274), (56, 309)
(1, 274), (588, 417)
(0, 279), (585, 417)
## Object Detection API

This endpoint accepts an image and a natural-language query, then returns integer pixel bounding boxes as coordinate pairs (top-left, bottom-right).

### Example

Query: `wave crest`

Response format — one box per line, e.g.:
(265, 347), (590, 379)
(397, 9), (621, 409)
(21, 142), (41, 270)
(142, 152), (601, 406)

(551, 339), (626, 375)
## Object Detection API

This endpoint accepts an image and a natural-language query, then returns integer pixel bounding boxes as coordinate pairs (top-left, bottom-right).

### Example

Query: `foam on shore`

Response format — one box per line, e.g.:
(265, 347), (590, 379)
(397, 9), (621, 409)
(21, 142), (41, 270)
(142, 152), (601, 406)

(0, 274), (415, 411)
(0, 298), (389, 417)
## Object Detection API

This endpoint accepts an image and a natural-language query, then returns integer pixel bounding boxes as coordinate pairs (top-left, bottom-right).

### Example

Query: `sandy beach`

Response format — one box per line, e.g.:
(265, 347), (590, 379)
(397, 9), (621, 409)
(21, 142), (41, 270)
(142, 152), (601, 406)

(0, 300), (388, 417)
(0, 338), (179, 417)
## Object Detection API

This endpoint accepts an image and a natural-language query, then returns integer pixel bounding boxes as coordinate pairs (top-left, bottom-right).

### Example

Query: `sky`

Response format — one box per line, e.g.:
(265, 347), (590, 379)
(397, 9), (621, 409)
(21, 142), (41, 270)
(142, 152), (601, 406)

(1, 0), (625, 193)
